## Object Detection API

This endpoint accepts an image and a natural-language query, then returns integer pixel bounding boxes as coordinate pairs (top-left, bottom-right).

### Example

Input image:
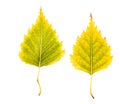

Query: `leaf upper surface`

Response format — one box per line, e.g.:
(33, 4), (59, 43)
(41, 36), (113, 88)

(19, 8), (65, 67)
(70, 15), (112, 75)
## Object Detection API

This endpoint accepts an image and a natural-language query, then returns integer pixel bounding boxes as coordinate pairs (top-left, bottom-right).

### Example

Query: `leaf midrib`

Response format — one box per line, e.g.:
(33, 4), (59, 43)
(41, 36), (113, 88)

(90, 33), (93, 75)
(38, 21), (43, 67)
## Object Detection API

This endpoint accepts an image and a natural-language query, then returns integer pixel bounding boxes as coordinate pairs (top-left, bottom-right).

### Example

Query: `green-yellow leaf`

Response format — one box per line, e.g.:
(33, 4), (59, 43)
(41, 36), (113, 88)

(70, 14), (112, 99)
(19, 8), (65, 96)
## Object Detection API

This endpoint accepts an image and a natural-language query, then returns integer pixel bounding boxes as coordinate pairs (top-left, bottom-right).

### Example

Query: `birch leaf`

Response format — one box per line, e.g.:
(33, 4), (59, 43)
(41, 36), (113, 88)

(19, 8), (65, 96)
(70, 14), (112, 99)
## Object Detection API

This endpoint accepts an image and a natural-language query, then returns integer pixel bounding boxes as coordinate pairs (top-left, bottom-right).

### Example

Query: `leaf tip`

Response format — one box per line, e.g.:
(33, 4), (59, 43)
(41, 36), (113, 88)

(90, 13), (93, 20)
(40, 7), (43, 16)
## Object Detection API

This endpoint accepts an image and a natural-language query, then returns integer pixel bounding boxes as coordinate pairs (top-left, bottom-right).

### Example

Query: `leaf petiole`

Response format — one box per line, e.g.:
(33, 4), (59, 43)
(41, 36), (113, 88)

(90, 75), (94, 99)
(37, 67), (42, 96)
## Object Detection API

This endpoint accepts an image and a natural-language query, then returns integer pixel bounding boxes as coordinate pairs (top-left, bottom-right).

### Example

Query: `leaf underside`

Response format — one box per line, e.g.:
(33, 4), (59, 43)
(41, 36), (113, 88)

(70, 15), (112, 75)
(19, 8), (65, 67)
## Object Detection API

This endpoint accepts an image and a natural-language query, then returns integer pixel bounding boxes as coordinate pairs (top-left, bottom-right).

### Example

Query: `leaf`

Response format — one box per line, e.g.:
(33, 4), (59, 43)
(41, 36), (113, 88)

(19, 8), (65, 96)
(70, 14), (112, 99)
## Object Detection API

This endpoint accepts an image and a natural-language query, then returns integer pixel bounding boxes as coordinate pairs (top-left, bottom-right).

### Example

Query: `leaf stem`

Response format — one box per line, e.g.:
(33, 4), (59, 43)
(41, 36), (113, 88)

(37, 67), (42, 96)
(90, 75), (94, 99)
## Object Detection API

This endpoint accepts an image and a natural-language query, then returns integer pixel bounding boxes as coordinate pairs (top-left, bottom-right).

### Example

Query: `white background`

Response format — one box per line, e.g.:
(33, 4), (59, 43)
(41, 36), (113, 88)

(0, 0), (120, 104)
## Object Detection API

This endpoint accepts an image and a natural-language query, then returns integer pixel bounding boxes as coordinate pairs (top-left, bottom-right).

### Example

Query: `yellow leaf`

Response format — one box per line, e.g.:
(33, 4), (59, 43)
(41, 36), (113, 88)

(70, 14), (112, 99)
(19, 8), (65, 96)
